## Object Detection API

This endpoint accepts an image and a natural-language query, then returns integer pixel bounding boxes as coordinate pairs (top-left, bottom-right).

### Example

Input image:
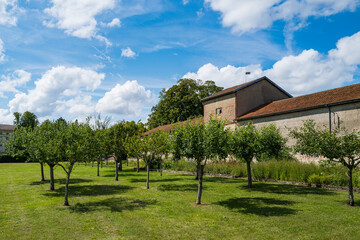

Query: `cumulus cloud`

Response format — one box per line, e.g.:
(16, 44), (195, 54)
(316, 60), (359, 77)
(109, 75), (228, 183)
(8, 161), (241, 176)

(183, 63), (263, 89)
(0, 70), (31, 98)
(0, 0), (18, 26)
(101, 18), (121, 27)
(0, 108), (13, 124)
(329, 31), (360, 65)
(184, 31), (360, 96)
(205, 0), (359, 33)
(0, 38), (5, 62)
(9, 66), (104, 116)
(121, 47), (136, 58)
(43, 0), (115, 39)
(96, 80), (153, 117)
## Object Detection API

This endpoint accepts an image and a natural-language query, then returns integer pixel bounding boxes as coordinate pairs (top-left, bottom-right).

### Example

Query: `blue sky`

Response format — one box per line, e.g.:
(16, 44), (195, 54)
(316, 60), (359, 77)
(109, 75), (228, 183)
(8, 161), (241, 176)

(0, 0), (360, 124)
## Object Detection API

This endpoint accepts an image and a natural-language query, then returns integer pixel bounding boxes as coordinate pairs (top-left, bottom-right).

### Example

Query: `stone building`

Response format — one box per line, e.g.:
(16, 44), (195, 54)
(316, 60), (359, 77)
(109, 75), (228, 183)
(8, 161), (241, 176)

(145, 76), (360, 143)
(0, 124), (16, 154)
(202, 76), (360, 145)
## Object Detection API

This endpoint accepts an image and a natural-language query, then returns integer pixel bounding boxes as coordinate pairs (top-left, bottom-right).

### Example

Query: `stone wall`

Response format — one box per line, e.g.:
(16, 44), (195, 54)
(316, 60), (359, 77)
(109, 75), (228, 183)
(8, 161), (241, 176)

(203, 93), (235, 123)
(235, 102), (360, 162)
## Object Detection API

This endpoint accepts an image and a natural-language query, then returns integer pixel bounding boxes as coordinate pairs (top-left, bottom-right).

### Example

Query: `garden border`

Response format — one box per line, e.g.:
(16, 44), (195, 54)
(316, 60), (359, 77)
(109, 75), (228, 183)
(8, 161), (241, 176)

(151, 169), (360, 193)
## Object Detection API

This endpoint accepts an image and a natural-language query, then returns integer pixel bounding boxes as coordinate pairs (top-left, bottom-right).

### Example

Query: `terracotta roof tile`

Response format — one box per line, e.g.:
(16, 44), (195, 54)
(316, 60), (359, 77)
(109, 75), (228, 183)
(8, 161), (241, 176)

(0, 124), (16, 131)
(144, 117), (204, 135)
(202, 76), (292, 101)
(202, 79), (258, 101)
(237, 83), (360, 120)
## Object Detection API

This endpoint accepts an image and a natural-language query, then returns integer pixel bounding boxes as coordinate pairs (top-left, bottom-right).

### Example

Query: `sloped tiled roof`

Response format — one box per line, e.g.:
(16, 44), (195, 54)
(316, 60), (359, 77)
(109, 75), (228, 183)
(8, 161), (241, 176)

(202, 76), (292, 102)
(237, 83), (360, 120)
(0, 124), (16, 131)
(144, 117), (204, 135)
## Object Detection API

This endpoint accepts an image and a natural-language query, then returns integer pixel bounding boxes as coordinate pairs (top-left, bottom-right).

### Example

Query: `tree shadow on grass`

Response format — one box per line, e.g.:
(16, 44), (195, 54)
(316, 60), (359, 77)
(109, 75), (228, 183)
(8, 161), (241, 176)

(129, 178), (181, 183)
(203, 176), (244, 184)
(68, 197), (157, 213)
(30, 178), (93, 186)
(216, 197), (297, 217)
(43, 184), (133, 197)
(239, 182), (337, 196)
(158, 183), (207, 192)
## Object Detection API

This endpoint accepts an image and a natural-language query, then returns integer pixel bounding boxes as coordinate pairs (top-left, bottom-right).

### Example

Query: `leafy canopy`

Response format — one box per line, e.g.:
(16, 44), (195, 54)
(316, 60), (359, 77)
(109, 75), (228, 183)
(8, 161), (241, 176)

(147, 79), (223, 129)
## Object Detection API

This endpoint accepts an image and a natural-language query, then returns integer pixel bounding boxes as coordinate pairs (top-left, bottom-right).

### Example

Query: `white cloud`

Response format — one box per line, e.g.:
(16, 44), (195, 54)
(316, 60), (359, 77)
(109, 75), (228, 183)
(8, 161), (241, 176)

(183, 0), (190, 5)
(0, 0), (18, 26)
(9, 66), (104, 116)
(184, 31), (360, 96)
(96, 80), (153, 117)
(205, 0), (359, 33)
(183, 63), (263, 89)
(329, 31), (360, 65)
(121, 47), (136, 58)
(0, 70), (31, 98)
(102, 18), (121, 27)
(0, 38), (5, 62)
(44, 0), (115, 39)
(0, 108), (13, 124)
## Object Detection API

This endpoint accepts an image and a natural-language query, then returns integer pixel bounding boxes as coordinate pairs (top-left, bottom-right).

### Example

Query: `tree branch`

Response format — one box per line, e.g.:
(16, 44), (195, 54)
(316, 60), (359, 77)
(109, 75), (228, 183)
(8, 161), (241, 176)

(57, 163), (68, 175)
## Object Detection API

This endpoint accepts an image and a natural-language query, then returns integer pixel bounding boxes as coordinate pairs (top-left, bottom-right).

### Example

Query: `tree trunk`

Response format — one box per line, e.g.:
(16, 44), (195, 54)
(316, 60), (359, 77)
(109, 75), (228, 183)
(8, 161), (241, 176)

(85, 161), (87, 166)
(126, 156), (128, 166)
(92, 161), (94, 167)
(115, 159), (119, 181)
(64, 165), (73, 206)
(119, 158), (123, 171)
(160, 162), (162, 176)
(97, 161), (100, 177)
(196, 164), (204, 205)
(40, 162), (45, 181)
(246, 161), (252, 188)
(195, 164), (199, 180)
(136, 157), (139, 173)
(146, 164), (150, 189)
(49, 164), (55, 191)
(348, 168), (354, 206)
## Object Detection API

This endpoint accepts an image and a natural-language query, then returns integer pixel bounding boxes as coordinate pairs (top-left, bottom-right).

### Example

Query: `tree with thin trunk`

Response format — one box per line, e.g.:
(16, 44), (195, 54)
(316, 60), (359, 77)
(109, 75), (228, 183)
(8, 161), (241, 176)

(38, 120), (68, 191)
(230, 123), (258, 188)
(58, 121), (95, 206)
(172, 117), (229, 204)
(230, 123), (286, 188)
(6, 126), (46, 181)
(291, 120), (360, 206)
(137, 131), (169, 189)
(124, 135), (142, 173)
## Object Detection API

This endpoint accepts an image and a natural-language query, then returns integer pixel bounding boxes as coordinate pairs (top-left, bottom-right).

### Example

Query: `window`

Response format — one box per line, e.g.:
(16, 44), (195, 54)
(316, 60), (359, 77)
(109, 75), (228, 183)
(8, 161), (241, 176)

(216, 108), (222, 115)
(0, 145), (2, 152)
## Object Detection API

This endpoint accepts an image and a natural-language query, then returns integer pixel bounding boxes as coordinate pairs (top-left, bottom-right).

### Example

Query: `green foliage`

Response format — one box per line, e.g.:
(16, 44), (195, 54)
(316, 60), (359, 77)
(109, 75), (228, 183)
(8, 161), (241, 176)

(163, 159), (360, 188)
(172, 117), (229, 165)
(230, 123), (288, 163)
(291, 119), (360, 205)
(230, 122), (258, 163)
(13, 111), (39, 129)
(147, 78), (223, 129)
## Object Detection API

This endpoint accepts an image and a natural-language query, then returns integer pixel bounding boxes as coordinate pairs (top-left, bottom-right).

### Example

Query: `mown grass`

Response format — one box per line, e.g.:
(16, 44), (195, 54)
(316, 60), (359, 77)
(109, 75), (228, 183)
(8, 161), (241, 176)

(1, 162), (360, 240)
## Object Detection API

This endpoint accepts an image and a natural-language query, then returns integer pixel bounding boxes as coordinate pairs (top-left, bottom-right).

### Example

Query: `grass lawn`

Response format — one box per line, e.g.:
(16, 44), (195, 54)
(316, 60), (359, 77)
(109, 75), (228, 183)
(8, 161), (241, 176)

(1, 163), (360, 240)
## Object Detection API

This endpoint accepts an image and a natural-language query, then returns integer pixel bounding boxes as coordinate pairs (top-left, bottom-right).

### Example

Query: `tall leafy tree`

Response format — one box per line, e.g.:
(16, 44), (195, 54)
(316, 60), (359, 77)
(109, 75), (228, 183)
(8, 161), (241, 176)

(138, 131), (169, 189)
(13, 111), (39, 129)
(147, 79), (223, 129)
(172, 118), (229, 204)
(57, 121), (95, 206)
(108, 121), (145, 180)
(32, 120), (67, 190)
(291, 120), (360, 206)
(230, 123), (286, 188)
(124, 135), (143, 173)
